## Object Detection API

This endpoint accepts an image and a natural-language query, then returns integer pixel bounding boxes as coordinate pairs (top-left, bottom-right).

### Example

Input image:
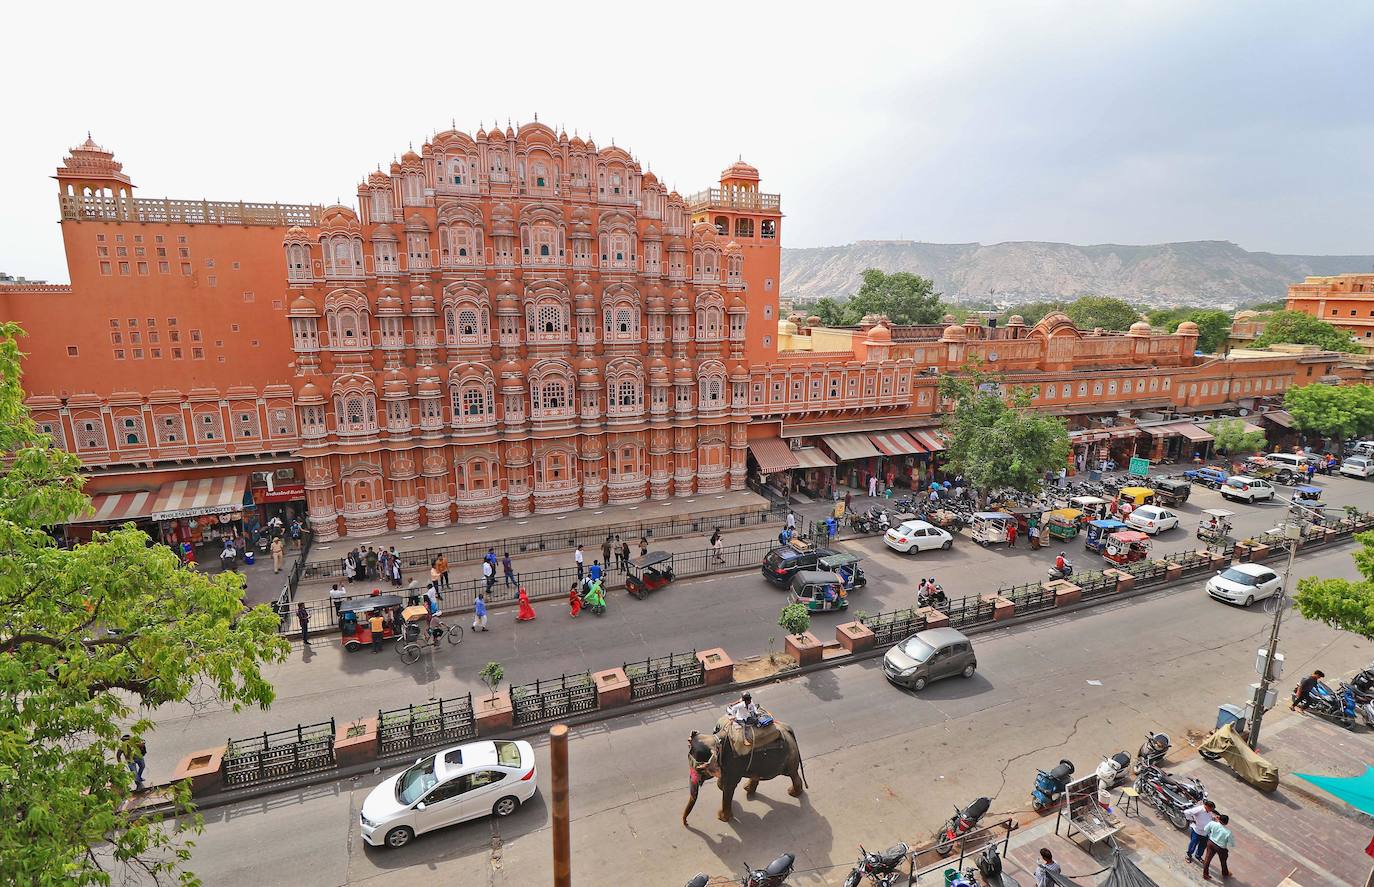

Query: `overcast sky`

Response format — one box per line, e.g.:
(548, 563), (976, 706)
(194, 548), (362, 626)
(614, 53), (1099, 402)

(3, 1), (1371, 284)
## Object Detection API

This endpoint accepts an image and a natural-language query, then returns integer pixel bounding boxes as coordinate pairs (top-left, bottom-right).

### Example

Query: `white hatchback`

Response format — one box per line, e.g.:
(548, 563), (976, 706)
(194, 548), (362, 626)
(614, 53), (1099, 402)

(1206, 563), (1282, 607)
(360, 740), (537, 848)
(1125, 505), (1180, 535)
(883, 520), (954, 554)
(1341, 456), (1373, 479)
(1221, 476), (1275, 503)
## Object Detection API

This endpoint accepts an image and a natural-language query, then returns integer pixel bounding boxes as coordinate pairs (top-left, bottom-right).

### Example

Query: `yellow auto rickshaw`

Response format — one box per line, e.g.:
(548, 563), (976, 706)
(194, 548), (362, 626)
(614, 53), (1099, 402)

(1043, 508), (1085, 541)
(1116, 486), (1155, 508)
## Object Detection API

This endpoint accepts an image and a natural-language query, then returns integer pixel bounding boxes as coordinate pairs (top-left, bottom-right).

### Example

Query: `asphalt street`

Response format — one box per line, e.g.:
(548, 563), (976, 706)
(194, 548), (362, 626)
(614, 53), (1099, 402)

(139, 520), (1372, 886)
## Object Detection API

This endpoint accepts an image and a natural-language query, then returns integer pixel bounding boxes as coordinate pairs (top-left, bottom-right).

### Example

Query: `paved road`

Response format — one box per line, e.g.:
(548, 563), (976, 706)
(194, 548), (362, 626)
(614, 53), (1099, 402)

(136, 537), (1374, 887)
(138, 472), (1370, 785)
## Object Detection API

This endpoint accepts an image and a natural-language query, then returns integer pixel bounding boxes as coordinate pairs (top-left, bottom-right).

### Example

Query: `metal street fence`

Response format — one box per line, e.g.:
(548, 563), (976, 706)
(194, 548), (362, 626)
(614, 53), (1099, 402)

(274, 528), (314, 613)
(625, 651), (705, 701)
(944, 595), (996, 629)
(377, 695), (476, 757)
(511, 673), (598, 726)
(223, 719), (336, 788)
(860, 608), (927, 646)
(1004, 582), (1056, 616)
(302, 504), (784, 581)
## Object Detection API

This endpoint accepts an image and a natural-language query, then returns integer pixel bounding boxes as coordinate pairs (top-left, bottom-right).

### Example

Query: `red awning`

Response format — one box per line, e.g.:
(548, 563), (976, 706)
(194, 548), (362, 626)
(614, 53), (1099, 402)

(151, 475), (249, 521)
(69, 489), (159, 524)
(909, 429), (947, 452)
(867, 431), (926, 457)
(747, 437), (801, 473)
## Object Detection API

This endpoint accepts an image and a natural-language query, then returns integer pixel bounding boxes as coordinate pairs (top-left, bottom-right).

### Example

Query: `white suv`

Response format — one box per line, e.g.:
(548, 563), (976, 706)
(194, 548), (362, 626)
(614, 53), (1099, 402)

(1341, 456), (1373, 479)
(1221, 476), (1275, 503)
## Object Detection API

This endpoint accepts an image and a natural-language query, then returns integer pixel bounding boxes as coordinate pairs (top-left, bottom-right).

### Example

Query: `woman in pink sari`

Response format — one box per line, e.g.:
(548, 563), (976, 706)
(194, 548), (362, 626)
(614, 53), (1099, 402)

(516, 586), (536, 621)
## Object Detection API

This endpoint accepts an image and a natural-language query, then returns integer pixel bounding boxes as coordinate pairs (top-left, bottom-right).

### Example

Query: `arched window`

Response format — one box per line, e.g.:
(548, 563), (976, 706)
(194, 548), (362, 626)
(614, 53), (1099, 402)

(334, 389), (377, 435)
(696, 304), (723, 340)
(444, 302), (489, 345)
(448, 158), (468, 185)
(700, 376), (724, 405)
(527, 300), (569, 342)
(370, 189), (391, 220)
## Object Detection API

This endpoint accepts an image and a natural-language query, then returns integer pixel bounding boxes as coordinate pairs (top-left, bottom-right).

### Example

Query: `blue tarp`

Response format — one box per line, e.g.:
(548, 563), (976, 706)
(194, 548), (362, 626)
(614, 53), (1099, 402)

(1295, 766), (1374, 816)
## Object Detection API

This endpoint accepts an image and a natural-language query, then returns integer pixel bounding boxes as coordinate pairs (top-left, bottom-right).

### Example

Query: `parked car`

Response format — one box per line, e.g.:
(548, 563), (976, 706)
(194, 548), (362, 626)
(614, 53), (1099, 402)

(883, 519), (954, 554)
(1264, 452), (1316, 471)
(1341, 456), (1373, 479)
(1184, 466), (1228, 489)
(1125, 505), (1180, 535)
(1221, 475), (1275, 503)
(1347, 440), (1374, 457)
(882, 627), (976, 691)
(360, 740), (537, 848)
(761, 545), (839, 587)
(1206, 563), (1282, 607)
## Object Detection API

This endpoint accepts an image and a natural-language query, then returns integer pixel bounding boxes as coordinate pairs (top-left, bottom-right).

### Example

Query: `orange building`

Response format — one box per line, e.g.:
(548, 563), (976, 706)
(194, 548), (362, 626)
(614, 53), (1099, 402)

(1286, 273), (1374, 349)
(0, 126), (1346, 545)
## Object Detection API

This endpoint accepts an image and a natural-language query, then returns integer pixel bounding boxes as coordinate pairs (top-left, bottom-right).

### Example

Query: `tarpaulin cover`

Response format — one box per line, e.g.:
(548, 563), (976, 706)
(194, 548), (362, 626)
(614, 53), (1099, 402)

(1100, 848), (1161, 887)
(1296, 765), (1374, 817)
(1199, 723), (1279, 792)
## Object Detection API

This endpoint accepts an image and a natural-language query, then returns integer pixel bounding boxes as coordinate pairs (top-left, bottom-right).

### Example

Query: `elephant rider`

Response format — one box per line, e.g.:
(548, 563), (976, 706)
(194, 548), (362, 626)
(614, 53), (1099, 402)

(725, 692), (760, 747)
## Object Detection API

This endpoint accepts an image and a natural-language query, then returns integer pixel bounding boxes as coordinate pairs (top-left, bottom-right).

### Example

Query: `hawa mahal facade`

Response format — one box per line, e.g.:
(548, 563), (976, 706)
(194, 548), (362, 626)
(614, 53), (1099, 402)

(0, 125), (1340, 541)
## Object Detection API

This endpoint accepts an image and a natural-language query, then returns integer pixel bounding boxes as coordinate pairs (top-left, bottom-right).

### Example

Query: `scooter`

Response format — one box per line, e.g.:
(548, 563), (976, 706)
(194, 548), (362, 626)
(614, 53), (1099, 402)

(1031, 759), (1075, 811)
(1134, 732), (1170, 774)
(1047, 562), (1074, 580)
(935, 796), (991, 856)
(1135, 764), (1206, 830)
(842, 842), (910, 887)
(1294, 680), (1356, 729)
(917, 580), (949, 610)
(1095, 751), (1131, 794)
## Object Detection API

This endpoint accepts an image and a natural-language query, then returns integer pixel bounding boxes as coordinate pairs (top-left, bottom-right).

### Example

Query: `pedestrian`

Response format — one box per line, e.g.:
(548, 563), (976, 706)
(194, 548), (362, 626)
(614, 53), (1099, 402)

(1291, 669), (1325, 710)
(1006, 521), (1017, 547)
(589, 559), (603, 583)
(329, 582), (347, 616)
(711, 528), (725, 563)
(825, 515), (837, 542)
(117, 733), (147, 790)
(296, 602), (311, 646)
(270, 535), (284, 573)
(424, 581), (440, 615)
(1033, 849), (1060, 887)
(389, 555), (402, 587)
(482, 558), (495, 593)
(602, 535), (614, 573)
(619, 536), (630, 572)
(289, 517), (302, 548)
(369, 610), (384, 652)
(786, 510), (796, 531)
(436, 554), (450, 589)
(1185, 799), (1217, 864)
(516, 586), (536, 621)
(575, 544), (585, 582)
(843, 490), (853, 513)
(472, 593), (489, 632)
(868, 474), (879, 497)
(503, 551), (517, 589)
(484, 547), (497, 573)
(1306, 461), (1317, 482)
(1028, 521), (1041, 550)
(568, 581), (583, 617)
(1201, 814), (1233, 880)
(405, 578), (422, 606)
(366, 546), (378, 580)
(639, 536), (649, 558)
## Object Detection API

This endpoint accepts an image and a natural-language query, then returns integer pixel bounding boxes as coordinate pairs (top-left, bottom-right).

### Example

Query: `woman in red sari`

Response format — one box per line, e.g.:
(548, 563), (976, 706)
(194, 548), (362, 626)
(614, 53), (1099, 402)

(567, 582), (582, 618)
(517, 586), (536, 621)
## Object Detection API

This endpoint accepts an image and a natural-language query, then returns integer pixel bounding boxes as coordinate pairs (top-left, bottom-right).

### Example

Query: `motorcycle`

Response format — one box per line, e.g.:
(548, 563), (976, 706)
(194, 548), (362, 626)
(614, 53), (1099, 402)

(1031, 758), (1075, 811)
(1134, 732), (1170, 774)
(842, 843), (910, 887)
(1134, 765), (1206, 830)
(741, 854), (795, 887)
(917, 580), (949, 610)
(1094, 751), (1131, 794)
(1343, 682), (1374, 729)
(1046, 562), (1074, 580)
(935, 796), (991, 856)
(1294, 680), (1356, 729)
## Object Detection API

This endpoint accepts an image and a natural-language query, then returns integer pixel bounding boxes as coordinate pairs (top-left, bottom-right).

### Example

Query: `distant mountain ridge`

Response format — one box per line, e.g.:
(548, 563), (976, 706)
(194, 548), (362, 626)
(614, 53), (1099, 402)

(779, 240), (1374, 307)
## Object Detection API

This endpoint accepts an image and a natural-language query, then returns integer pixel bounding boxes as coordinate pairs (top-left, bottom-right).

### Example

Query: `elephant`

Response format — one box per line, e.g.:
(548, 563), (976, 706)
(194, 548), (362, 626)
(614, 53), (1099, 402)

(683, 716), (806, 825)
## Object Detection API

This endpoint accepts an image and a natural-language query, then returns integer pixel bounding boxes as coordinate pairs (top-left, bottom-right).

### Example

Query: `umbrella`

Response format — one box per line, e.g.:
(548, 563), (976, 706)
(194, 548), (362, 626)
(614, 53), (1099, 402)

(1295, 766), (1374, 817)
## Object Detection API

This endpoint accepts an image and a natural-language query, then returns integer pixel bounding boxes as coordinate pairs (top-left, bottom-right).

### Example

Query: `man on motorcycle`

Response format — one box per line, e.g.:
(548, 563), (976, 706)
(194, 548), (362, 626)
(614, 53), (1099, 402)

(1054, 552), (1073, 577)
(1291, 669), (1325, 710)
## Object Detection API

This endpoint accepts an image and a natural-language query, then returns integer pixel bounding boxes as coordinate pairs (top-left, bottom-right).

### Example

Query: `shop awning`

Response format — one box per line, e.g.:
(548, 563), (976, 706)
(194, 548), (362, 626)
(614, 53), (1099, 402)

(151, 475), (249, 521)
(1261, 409), (1294, 428)
(866, 431), (926, 457)
(909, 429), (948, 452)
(68, 489), (158, 525)
(747, 437), (801, 473)
(792, 447), (837, 469)
(1146, 421), (1214, 443)
(823, 433), (883, 462)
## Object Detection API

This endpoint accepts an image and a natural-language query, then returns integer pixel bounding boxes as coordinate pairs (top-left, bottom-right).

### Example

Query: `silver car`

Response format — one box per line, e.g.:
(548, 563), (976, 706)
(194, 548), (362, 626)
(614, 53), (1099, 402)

(883, 627), (976, 691)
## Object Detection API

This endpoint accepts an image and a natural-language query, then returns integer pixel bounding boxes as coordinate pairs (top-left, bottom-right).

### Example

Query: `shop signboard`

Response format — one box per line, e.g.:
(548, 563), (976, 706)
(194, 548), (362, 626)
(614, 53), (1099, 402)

(1128, 456), (1151, 477)
(253, 484), (306, 504)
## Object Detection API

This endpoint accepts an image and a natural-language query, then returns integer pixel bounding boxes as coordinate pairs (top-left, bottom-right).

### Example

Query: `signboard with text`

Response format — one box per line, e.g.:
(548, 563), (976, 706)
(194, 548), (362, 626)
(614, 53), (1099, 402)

(1128, 457), (1150, 477)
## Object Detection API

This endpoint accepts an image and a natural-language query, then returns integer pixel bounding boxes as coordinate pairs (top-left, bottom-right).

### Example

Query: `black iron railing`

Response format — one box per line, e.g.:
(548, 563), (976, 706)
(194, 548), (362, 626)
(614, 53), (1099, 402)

(223, 719), (336, 788)
(376, 695), (477, 757)
(625, 651), (705, 700)
(944, 595), (996, 629)
(510, 673), (598, 726)
(860, 608), (927, 646)
(1005, 582), (1056, 615)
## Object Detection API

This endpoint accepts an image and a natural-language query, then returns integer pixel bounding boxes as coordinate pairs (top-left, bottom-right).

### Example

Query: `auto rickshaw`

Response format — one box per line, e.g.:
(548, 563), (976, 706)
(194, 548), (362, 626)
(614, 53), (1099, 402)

(1115, 486), (1155, 509)
(818, 552), (866, 589)
(1153, 477), (1192, 507)
(1068, 496), (1109, 520)
(788, 569), (850, 613)
(1043, 508), (1085, 541)
(339, 593), (405, 652)
(625, 550), (675, 599)
(1084, 518), (1129, 553)
(1293, 485), (1323, 507)
(1196, 508), (1234, 544)
(970, 511), (1017, 546)
(1102, 530), (1151, 565)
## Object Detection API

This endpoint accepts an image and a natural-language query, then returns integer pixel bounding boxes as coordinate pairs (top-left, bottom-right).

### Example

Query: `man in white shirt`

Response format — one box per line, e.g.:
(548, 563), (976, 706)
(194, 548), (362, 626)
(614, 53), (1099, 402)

(726, 692), (759, 724)
(328, 583), (348, 616)
(1185, 799), (1217, 864)
(424, 583), (440, 616)
(574, 545), (585, 582)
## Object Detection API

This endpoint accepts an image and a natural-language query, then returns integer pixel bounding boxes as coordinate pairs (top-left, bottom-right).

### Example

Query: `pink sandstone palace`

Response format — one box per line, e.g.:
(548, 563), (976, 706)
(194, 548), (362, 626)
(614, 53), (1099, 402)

(0, 125), (1342, 544)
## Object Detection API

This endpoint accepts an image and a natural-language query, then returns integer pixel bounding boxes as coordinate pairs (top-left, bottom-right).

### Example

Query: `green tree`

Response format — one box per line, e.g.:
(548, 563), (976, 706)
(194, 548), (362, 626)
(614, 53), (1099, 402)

(1284, 383), (1374, 450)
(1147, 307), (1191, 328)
(1180, 310), (1233, 354)
(0, 321), (289, 885)
(778, 603), (811, 639)
(1065, 295), (1142, 331)
(1207, 418), (1268, 456)
(938, 367), (1070, 498)
(846, 269), (946, 325)
(1253, 310), (1360, 353)
(1295, 530), (1374, 640)
(1247, 299), (1287, 313)
(478, 661), (505, 701)
(795, 297), (849, 327)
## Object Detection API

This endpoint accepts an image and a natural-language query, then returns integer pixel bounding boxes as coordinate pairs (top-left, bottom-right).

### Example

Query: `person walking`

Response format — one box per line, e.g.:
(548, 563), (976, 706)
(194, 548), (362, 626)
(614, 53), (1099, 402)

(1028, 521), (1041, 550)
(296, 602), (311, 647)
(568, 581), (583, 617)
(843, 490), (853, 513)
(516, 586), (536, 621)
(329, 583), (347, 616)
(618, 536), (630, 572)
(1033, 849), (1060, 887)
(868, 474), (879, 498)
(482, 558), (495, 594)
(472, 593), (489, 632)
(430, 559), (442, 592)
(710, 527), (725, 563)
(502, 551), (517, 589)
(1185, 800), (1217, 864)
(289, 517), (302, 548)
(118, 734), (147, 790)
(786, 510), (796, 532)
(1006, 520), (1017, 547)
(270, 535), (284, 573)
(602, 535), (614, 573)
(389, 554), (402, 587)
(366, 546), (379, 580)
(1201, 814), (1233, 880)
(575, 544), (585, 582)
(436, 554), (450, 589)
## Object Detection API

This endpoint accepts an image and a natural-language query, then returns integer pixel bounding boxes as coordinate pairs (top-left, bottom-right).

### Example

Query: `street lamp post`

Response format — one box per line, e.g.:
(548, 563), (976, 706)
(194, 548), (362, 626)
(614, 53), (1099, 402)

(1245, 519), (1301, 750)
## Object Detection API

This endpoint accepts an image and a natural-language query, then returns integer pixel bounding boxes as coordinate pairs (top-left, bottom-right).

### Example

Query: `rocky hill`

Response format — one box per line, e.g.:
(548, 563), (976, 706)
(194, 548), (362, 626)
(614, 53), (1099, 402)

(779, 240), (1374, 308)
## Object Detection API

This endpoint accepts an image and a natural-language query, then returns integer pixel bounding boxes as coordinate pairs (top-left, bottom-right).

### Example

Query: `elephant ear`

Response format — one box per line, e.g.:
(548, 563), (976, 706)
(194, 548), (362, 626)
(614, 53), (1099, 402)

(690, 736), (714, 765)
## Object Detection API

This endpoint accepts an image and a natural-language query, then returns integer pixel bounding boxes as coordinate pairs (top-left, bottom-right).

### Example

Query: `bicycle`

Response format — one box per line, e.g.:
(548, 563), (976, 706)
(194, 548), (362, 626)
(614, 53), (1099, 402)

(396, 617), (464, 664)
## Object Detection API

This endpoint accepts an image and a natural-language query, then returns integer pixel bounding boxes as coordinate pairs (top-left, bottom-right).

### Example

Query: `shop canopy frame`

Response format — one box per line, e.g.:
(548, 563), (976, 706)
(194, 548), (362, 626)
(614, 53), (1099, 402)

(908, 429), (948, 452)
(791, 447), (837, 469)
(866, 430), (927, 457)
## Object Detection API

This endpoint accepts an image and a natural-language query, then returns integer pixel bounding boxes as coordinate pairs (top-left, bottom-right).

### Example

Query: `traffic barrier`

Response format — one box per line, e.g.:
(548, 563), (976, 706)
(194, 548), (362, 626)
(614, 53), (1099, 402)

(222, 720), (336, 789)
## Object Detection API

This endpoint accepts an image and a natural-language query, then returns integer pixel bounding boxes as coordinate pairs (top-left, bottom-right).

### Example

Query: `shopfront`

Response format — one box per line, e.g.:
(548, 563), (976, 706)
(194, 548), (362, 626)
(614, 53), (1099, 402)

(822, 433), (884, 494)
(151, 475), (252, 564)
(62, 489), (159, 545)
(249, 467), (307, 527)
(908, 429), (949, 486)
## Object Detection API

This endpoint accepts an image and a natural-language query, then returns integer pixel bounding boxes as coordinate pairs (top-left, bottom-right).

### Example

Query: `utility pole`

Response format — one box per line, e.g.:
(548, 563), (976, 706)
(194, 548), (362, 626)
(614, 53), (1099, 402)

(1246, 519), (1300, 750)
(551, 724), (571, 887)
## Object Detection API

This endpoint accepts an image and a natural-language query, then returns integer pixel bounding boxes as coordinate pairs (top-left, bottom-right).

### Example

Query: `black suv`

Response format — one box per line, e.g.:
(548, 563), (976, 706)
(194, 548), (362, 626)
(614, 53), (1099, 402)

(762, 545), (851, 587)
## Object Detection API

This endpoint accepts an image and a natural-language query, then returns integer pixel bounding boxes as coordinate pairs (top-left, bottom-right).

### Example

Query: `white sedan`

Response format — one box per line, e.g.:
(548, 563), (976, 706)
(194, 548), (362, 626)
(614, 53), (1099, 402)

(1206, 564), (1282, 607)
(883, 520), (954, 554)
(360, 740), (537, 848)
(1126, 505), (1180, 535)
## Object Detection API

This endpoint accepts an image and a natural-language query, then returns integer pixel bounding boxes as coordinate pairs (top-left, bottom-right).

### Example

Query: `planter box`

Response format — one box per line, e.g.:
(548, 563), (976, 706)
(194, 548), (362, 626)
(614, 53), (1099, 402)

(1164, 562), (1183, 582)
(1233, 544), (1252, 562)
(836, 621), (876, 653)
(784, 631), (823, 666)
(475, 690), (513, 733)
(981, 594), (1015, 621)
(1103, 569), (1134, 593)
(1042, 580), (1081, 607)
(1250, 543), (1271, 561)
(1322, 528), (1337, 544)
(593, 668), (631, 709)
(171, 747), (225, 797)
(334, 717), (378, 769)
(916, 606), (949, 630)
(696, 648), (734, 686)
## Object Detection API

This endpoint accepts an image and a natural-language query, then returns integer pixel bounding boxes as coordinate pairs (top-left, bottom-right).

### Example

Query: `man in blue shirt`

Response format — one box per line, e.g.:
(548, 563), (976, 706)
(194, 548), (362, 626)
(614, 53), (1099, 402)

(472, 593), (488, 632)
(589, 560), (604, 583)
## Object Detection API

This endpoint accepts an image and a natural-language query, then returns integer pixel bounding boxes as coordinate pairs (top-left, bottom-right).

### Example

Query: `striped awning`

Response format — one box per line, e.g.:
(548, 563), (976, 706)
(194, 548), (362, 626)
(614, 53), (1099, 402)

(747, 437), (801, 474)
(867, 431), (926, 457)
(909, 429), (948, 452)
(69, 489), (158, 524)
(151, 475), (249, 521)
(792, 447), (837, 469)
(823, 433), (883, 462)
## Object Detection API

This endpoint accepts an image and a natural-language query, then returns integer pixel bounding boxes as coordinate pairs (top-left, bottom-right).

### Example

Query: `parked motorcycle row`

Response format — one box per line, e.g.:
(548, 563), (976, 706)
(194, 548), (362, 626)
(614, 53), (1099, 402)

(1294, 664), (1374, 730)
